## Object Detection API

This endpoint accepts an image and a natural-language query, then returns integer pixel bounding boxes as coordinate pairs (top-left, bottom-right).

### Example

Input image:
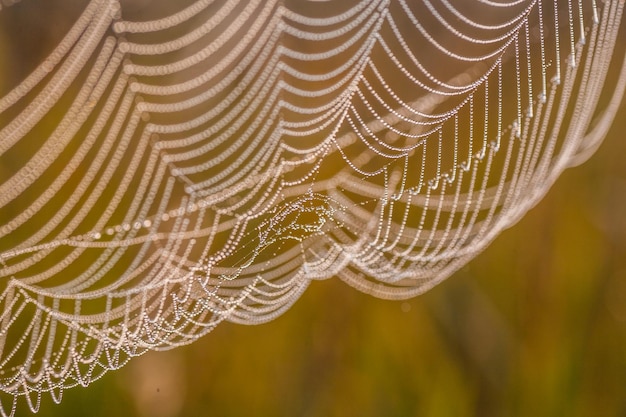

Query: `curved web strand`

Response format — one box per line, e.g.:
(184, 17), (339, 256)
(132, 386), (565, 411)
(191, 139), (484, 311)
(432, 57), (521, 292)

(0, 0), (625, 414)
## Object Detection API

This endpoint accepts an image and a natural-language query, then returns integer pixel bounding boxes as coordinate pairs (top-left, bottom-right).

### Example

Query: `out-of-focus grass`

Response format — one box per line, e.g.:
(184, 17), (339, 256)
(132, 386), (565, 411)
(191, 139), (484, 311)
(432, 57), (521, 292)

(3, 2), (626, 416)
(18, 99), (626, 416)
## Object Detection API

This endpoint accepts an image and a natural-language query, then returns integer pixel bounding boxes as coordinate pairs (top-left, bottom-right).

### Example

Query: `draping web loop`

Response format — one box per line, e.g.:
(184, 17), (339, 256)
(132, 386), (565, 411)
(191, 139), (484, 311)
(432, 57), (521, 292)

(0, 0), (625, 414)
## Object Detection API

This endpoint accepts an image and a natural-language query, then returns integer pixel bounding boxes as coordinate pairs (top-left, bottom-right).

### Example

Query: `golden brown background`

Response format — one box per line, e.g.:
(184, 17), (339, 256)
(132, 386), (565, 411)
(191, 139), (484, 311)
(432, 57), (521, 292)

(1, 1), (625, 416)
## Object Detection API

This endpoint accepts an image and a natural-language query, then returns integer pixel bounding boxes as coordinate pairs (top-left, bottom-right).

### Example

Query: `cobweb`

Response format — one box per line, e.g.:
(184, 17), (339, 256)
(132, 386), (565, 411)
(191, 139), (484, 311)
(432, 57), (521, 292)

(0, 0), (624, 414)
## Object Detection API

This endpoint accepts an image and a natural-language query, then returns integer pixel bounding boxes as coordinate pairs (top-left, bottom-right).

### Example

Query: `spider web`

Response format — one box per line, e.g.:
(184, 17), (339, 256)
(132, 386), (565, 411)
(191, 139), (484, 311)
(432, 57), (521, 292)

(0, 0), (625, 414)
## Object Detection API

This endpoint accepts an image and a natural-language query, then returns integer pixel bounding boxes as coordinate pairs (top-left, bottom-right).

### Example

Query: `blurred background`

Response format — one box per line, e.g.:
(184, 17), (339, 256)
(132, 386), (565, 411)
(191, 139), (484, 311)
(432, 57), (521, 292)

(25, 122), (624, 417)
(1, 1), (626, 416)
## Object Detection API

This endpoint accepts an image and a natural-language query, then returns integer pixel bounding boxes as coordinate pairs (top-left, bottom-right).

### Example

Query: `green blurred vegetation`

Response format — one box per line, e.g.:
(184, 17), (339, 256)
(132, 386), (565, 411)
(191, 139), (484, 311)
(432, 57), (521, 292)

(2, 1), (626, 416)
(13, 111), (626, 416)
